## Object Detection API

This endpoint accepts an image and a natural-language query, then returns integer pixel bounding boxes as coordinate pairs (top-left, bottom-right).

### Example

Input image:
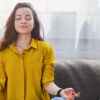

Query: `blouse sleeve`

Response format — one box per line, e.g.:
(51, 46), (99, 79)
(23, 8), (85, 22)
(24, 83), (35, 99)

(0, 52), (6, 91)
(42, 45), (55, 91)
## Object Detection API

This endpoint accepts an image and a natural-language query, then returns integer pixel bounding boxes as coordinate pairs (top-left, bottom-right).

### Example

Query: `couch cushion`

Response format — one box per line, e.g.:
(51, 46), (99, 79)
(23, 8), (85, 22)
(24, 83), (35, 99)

(50, 60), (100, 100)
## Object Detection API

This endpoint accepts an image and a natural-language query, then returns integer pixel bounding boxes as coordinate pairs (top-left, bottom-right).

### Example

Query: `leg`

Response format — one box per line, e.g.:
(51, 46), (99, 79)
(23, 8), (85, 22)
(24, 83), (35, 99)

(51, 97), (66, 100)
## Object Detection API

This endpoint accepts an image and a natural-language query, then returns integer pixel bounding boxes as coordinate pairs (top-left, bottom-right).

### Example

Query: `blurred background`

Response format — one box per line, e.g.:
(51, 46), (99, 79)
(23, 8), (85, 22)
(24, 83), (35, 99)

(0, 0), (100, 60)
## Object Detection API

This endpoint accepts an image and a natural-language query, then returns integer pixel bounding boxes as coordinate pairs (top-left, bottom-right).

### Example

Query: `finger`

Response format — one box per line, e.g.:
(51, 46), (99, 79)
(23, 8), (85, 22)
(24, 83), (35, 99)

(60, 90), (71, 100)
(61, 94), (70, 100)
(75, 92), (80, 97)
(66, 88), (75, 94)
(69, 88), (74, 92)
(70, 88), (75, 95)
(64, 88), (75, 97)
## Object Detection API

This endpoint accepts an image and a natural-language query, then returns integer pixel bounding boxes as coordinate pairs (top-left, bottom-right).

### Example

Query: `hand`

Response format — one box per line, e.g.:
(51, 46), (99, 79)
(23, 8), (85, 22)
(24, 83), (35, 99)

(60, 88), (80, 100)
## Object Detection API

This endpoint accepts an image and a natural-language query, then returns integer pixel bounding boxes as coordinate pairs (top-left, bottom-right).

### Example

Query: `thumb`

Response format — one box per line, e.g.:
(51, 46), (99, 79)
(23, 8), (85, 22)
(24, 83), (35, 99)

(60, 91), (70, 100)
(75, 92), (80, 97)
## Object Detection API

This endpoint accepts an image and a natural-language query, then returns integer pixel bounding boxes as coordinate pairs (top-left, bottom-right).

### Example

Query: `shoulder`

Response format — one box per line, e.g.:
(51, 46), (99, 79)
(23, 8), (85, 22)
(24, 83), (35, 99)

(0, 46), (8, 59)
(37, 40), (53, 50)
(36, 40), (55, 63)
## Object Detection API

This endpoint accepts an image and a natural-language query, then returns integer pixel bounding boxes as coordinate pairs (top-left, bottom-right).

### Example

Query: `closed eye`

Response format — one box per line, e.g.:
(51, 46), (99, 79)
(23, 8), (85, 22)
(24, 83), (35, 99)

(16, 18), (21, 20)
(15, 18), (31, 20)
(26, 19), (31, 20)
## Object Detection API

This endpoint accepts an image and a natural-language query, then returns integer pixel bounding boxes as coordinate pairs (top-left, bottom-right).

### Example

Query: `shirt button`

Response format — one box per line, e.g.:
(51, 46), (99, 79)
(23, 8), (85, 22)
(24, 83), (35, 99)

(23, 53), (25, 55)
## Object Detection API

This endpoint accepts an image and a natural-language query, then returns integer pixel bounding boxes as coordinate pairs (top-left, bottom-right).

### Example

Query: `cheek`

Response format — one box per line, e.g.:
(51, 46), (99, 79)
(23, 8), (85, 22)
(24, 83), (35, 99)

(29, 22), (34, 29)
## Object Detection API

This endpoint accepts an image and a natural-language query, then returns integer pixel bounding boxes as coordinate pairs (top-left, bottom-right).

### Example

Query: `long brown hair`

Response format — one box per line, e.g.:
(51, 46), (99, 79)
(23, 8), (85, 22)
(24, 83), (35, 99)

(0, 2), (44, 50)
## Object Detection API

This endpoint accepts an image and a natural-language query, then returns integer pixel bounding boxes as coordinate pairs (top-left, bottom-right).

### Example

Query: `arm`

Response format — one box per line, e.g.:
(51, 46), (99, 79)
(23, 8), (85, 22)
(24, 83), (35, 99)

(45, 83), (60, 95)
(0, 85), (2, 91)
(45, 83), (80, 100)
(0, 52), (6, 91)
(42, 45), (80, 100)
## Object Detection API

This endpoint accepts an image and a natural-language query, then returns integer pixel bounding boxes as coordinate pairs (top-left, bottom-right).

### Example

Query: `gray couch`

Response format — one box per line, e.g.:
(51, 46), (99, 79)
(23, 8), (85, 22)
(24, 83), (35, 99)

(49, 60), (100, 100)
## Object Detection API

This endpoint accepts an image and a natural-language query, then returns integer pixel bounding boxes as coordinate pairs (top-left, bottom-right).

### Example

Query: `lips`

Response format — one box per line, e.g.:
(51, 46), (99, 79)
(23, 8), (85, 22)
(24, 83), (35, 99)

(20, 26), (27, 28)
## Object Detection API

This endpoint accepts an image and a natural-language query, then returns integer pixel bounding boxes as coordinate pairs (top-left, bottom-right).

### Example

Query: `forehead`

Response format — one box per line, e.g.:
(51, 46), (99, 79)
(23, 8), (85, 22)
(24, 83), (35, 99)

(15, 7), (33, 16)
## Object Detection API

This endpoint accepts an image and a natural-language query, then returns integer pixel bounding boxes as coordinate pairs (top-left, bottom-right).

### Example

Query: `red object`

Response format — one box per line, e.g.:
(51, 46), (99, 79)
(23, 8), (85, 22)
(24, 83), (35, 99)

(72, 89), (74, 92)
(72, 93), (74, 95)
(78, 93), (80, 95)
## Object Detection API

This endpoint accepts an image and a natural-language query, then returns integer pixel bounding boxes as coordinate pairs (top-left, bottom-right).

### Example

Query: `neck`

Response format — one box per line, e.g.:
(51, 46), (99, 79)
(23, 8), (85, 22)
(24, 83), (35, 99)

(14, 34), (31, 49)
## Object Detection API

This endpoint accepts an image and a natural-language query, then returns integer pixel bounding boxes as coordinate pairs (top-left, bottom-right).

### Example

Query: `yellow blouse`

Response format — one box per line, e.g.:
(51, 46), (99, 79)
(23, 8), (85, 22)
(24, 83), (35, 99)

(0, 38), (55, 100)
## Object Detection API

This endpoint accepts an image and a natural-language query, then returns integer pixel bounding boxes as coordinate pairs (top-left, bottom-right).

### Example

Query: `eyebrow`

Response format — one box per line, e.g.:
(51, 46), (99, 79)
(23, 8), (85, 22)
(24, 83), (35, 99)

(15, 14), (31, 17)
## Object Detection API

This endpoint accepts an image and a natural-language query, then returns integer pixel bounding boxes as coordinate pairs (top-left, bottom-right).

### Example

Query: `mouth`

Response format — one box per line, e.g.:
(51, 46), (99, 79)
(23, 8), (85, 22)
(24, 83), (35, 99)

(20, 26), (27, 28)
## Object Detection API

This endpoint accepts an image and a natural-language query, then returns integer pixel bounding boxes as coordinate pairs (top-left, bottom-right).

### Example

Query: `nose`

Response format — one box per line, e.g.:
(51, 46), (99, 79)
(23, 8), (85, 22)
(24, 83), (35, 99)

(21, 18), (26, 24)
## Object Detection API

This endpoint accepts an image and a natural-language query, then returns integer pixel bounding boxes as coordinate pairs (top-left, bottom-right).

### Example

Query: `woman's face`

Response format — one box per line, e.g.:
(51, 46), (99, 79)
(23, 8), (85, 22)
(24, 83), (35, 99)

(14, 7), (35, 35)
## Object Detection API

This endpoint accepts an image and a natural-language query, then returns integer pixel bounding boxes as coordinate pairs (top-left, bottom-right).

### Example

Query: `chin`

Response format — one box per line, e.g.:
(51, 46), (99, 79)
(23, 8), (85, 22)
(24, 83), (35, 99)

(18, 31), (30, 34)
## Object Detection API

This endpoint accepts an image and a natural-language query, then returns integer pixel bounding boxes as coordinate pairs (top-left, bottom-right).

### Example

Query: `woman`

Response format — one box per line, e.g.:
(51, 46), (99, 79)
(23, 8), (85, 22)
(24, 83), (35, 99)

(0, 2), (80, 100)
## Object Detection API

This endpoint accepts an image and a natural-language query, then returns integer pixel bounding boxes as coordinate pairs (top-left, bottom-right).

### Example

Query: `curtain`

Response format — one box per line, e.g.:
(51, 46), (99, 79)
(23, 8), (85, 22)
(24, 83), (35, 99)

(0, 0), (100, 59)
(75, 0), (100, 59)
